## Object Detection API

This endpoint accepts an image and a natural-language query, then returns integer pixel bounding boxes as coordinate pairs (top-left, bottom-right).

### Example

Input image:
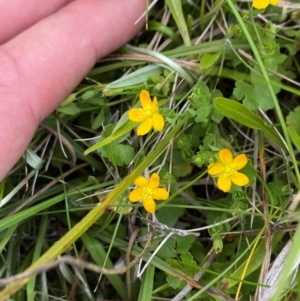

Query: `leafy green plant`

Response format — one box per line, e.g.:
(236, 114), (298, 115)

(1, 1), (300, 300)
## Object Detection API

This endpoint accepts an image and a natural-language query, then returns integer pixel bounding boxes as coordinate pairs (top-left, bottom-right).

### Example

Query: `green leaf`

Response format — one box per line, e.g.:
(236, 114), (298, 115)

(109, 145), (135, 166)
(56, 102), (81, 115)
(195, 106), (211, 123)
(114, 109), (132, 132)
(233, 75), (280, 111)
(156, 206), (184, 227)
(176, 235), (196, 254)
(138, 265), (155, 301)
(0, 224), (17, 253)
(264, 57), (278, 72)
(91, 111), (105, 130)
(27, 215), (48, 301)
(189, 81), (211, 108)
(156, 239), (176, 259)
(60, 93), (76, 107)
(239, 162), (257, 187)
(166, 273), (181, 289)
(199, 52), (221, 69)
(105, 65), (163, 89)
(233, 80), (258, 110)
(148, 21), (182, 45)
(288, 126), (300, 152)
(211, 108), (223, 123)
(166, 252), (197, 289)
(286, 106), (300, 135)
(212, 233), (223, 254)
(84, 120), (136, 155)
(81, 90), (96, 100)
(105, 124), (130, 144)
(253, 81), (276, 111)
(81, 233), (127, 300)
(96, 125), (135, 166)
(180, 252), (197, 275)
(165, 0), (191, 46)
(213, 97), (286, 150)
(214, 97), (263, 130)
(272, 53), (287, 65)
(250, 67), (281, 111)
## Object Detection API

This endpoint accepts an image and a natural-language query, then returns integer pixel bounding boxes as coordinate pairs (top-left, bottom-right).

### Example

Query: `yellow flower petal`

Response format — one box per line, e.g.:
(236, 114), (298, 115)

(134, 176), (148, 188)
(208, 162), (225, 175)
(137, 118), (153, 136)
(152, 188), (169, 200)
(139, 90), (152, 108)
(129, 188), (143, 202)
(151, 96), (159, 112)
(252, 0), (269, 9)
(152, 113), (165, 132)
(149, 173), (160, 189)
(217, 173), (232, 193)
(143, 197), (156, 213)
(230, 172), (249, 187)
(270, 0), (280, 4)
(128, 108), (146, 122)
(232, 154), (248, 170)
(218, 149), (233, 165)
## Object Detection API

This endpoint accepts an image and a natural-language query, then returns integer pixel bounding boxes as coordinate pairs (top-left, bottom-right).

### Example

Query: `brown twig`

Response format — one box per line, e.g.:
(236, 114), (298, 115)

(100, 53), (200, 73)
(126, 227), (140, 301)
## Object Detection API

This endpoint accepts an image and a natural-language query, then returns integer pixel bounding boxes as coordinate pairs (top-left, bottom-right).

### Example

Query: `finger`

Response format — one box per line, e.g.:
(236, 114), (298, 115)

(0, 0), (74, 44)
(0, 0), (146, 181)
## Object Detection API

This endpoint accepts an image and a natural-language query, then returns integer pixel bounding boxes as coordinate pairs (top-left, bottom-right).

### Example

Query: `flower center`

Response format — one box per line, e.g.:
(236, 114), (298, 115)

(142, 187), (154, 198)
(137, 107), (152, 119)
(224, 164), (236, 176)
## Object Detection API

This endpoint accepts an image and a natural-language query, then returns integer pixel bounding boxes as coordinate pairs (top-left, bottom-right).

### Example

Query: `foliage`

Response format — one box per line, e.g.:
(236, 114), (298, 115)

(1, 1), (300, 301)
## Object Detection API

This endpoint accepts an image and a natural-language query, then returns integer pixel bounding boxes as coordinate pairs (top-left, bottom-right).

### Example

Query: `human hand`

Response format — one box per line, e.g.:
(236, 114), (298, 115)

(0, 0), (145, 181)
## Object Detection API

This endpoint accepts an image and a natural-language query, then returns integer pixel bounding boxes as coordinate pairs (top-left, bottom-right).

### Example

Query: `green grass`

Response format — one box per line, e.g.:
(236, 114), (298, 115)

(1, 1), (300, 300)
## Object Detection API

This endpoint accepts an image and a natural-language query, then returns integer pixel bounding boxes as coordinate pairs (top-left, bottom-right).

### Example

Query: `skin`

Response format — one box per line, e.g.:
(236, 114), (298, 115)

(0, 0), (146, 181)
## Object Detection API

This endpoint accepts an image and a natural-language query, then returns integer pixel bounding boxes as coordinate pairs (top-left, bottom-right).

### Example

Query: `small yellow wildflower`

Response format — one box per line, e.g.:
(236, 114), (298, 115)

(128, 90), (165, 136)
(208, 149), (249, 193)
(129, 173), (169, 213)
(252, 0), (280, 9)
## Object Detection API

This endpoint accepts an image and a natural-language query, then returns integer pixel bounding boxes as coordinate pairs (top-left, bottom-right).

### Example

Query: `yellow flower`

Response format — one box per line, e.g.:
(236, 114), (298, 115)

(208, 149), (249, 193)
(129, 173), (169, 213)
(252, 0), (280, 9)
(128, 90), (165, 136)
